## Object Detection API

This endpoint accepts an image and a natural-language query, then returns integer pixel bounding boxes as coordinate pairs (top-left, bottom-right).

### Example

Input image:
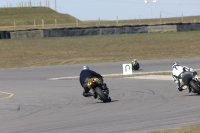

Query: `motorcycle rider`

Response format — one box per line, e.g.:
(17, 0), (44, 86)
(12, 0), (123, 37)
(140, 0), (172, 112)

(79, 66), (109, 98)
(171, 62), (198, 92)
(132, 59), (140, 70)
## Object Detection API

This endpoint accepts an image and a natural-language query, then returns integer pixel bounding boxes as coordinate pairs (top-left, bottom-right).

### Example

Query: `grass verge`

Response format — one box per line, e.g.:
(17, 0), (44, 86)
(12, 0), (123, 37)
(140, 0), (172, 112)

(147, 124), (200, 133)
(1, 31), (200, 68)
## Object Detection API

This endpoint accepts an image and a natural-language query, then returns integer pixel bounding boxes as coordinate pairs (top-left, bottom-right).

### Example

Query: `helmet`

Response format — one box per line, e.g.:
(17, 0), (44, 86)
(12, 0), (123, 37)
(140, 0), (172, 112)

(172, 62), (179, 69)
(132, 59), (137, 62)
(82, 66), (90, 70)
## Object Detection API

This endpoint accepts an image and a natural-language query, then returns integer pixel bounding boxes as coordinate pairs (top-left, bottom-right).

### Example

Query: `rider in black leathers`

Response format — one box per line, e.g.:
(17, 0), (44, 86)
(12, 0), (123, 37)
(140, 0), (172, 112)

(79, 66), (108, 97)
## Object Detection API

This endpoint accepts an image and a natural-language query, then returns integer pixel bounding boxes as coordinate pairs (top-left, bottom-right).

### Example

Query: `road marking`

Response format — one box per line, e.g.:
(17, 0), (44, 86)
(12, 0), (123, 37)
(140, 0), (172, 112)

(48, 69), (200, 81)
(0, 91), (14, 100)
(125, 75), (172, 80)
(48, 71), (172, 80)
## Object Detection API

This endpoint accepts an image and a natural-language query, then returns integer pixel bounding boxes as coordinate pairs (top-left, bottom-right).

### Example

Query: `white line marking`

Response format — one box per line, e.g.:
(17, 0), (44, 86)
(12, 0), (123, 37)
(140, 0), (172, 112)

(48, 69), (200, 81)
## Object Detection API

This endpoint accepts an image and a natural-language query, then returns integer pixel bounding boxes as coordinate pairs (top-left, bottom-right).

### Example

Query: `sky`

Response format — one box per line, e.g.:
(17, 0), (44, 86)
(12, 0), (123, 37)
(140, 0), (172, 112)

(1, 0), (200, 21)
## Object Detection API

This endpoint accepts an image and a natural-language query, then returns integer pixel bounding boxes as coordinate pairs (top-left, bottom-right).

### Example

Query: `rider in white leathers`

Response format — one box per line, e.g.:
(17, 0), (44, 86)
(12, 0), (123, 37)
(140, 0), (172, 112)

(171, 62), (197, 92)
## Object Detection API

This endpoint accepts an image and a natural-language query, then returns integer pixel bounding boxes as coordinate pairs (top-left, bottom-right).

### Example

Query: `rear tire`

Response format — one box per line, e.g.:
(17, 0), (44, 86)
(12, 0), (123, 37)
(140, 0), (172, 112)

(189, 80), (200, 94)
(95, 87), (110, 103)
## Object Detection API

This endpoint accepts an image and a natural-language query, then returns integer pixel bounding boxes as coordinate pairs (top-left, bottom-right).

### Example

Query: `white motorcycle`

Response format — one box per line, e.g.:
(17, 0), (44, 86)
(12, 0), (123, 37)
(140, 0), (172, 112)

(181, 71), (200, 94)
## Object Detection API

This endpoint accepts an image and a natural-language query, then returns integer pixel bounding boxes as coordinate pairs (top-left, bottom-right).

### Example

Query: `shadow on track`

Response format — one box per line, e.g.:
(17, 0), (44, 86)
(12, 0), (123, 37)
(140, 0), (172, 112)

(93, 100), (119, 104)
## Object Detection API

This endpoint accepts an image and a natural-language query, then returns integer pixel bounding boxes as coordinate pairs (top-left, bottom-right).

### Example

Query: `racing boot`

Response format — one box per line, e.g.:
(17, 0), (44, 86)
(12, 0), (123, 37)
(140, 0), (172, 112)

(182, 85), (191, 93)
(83, 92), (94, 97)
(188, 88), (192, 93)
(178, 87), (183, 92)
(102, 83), (109, 94)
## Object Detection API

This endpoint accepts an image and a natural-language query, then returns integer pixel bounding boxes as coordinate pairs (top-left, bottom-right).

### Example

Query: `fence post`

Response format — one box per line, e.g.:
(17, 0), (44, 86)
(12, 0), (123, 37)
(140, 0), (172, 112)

(98, 17), (100, 25)
(55, 19), (57, 27)
(160, 11), (162, 24)
(116, 16), (118, 24)
(34, 20), (36, 28)
(14, 21), (16, 30)
(76, 18), (78, 26)
(139, 15), (141, 25)
(42, 19), (44, 28)
(182, 13), (183, 22)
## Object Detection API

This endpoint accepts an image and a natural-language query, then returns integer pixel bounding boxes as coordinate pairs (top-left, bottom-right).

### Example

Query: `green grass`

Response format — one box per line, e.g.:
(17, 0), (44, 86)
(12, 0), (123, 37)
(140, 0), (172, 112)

(0, 31), (200, 68)
(148, 124), (200, 133)
(0, 7), (78, 28)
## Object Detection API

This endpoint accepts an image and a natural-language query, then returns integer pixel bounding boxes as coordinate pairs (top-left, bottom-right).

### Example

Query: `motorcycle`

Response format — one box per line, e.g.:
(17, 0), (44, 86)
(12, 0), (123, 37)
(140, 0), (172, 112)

(181, 71), (200, 94)
(87, 77), (111, 103)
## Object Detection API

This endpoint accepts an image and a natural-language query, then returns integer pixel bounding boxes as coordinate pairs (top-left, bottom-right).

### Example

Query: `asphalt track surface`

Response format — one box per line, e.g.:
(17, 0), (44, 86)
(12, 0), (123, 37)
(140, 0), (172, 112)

(0, 57), (200, 133)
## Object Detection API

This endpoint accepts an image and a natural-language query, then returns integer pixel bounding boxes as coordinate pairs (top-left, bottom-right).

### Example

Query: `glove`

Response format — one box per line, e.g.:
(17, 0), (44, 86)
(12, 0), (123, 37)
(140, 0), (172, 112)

(190, 68), (194, 72)
(193, 71), (197, 75)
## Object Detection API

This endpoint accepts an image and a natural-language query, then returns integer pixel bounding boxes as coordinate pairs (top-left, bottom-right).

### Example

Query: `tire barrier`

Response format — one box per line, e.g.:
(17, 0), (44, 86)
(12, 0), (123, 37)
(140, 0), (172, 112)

(2, 23), (200, 39)
(0, 31), (11, 39)
(10, 30), (44, 39)
(44, 25), (148, 37)
(44, 28), (71, 37)
(113, 25), (148, 34)
(148, 25), (177, 33)
(176, 23), (200, 32)
(71, 28), (100, 36)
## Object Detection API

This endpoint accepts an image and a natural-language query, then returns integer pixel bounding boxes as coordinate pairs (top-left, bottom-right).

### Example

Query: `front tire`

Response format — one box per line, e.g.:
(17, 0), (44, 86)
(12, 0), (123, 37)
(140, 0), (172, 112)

(95, 87), (110, 103)
(189, 80), (200, 94)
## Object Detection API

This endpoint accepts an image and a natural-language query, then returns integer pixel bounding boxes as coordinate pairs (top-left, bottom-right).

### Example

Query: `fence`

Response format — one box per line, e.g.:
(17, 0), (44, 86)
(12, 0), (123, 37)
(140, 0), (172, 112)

(0, 16), (200, 31)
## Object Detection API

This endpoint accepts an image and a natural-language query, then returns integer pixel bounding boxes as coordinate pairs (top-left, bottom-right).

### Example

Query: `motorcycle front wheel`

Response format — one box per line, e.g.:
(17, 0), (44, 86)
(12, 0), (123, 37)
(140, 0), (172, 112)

(189, 80), (200, 95)
(95, 87), (110, 103)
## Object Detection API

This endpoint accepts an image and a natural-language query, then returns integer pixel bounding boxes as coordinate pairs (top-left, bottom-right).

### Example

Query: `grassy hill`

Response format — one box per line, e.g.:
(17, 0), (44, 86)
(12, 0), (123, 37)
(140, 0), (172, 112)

(0, 7), (199, 30)
(0, 7), (79, 26)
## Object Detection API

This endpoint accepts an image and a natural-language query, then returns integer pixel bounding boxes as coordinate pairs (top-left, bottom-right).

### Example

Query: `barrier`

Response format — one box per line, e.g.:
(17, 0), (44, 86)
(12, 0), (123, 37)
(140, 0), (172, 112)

(44, 28), (71, 37)
(99, 27), (116, 35)
(148, 25), (177, 33)
(68, 27), (100, 36)
(82, 27), (99, 36)
(10, 30), (44, 39)
(44, 25), (148, 37)
(115, 26), (148, 34)
(0, 31), (10, 39)
(3, 23), (200, 39)
(176, 23), (200, 32)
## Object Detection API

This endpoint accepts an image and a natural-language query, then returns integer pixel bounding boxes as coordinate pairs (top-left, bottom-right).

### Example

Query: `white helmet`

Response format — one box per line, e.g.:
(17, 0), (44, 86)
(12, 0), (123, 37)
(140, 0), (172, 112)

(82, 66), (90, 70)
(172, 62), (179, 69)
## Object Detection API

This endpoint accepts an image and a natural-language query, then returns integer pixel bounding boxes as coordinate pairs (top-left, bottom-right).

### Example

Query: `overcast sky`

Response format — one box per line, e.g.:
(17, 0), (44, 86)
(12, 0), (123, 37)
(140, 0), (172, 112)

(1, 0), (200, 20)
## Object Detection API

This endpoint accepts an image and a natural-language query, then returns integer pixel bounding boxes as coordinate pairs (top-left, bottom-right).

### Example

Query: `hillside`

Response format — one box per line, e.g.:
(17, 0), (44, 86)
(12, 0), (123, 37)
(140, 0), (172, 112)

(0, 7), (199, 30)
(0, 7), (79, 26)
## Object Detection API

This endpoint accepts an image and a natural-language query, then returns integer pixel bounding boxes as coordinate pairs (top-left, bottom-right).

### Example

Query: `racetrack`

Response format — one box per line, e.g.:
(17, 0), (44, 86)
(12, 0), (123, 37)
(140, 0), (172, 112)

(0, 57), (200, 133)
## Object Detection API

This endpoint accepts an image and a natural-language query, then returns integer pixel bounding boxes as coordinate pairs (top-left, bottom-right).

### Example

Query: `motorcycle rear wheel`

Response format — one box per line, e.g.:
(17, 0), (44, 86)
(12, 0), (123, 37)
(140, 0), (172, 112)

(189, 80), (200, 95)
(95, 87), (110, 103)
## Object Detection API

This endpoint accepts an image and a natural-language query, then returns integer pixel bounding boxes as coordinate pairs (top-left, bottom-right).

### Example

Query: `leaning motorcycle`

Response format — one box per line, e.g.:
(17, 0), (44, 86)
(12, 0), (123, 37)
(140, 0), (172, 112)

(87, 77), (111, 103)
(181, 71), (200, 94)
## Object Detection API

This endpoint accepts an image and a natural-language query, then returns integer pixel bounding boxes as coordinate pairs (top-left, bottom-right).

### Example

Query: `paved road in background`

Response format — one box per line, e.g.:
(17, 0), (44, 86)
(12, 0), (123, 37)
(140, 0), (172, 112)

(0, 57), (200, 133)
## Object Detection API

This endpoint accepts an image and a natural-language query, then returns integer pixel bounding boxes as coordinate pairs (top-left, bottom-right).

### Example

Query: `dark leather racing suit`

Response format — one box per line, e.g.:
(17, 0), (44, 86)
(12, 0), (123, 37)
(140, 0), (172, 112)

(79, 69), (105, 97)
